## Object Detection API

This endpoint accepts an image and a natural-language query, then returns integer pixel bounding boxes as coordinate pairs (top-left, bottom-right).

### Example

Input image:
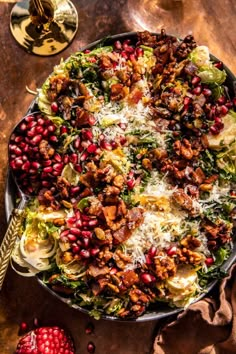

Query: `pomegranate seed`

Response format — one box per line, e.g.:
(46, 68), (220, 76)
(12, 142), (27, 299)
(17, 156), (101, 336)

(111, 141), (118, 149)
(81, 152), (88, 161)
(214, 61), (223, 70)
(22, 161), (30, 171)
(87, 144), (97, 154)
(110, 267), (118, 274)
(205, 257), (214, 266)
(67, 217), (77, 226)
(230, 190), (236, 197)
(81, 141), (90, 149)
(42, 128), (49, 137)
(68, 234), (77, 242)
(88, 115), (96, 126)
(119, 136), (127, 145)
(72, 245), (80, 253)
(31, 134), (42, 145)
(22, 144), (29, 153)
(121, 51), (128, 59)
(74, 164), (82, 173)
(90, 248), (100, 257)
(220, 105), (228, 115)
(37, 118), (45, 125)
(127, 179), (135, 190)
(167, 246), (177, 256)
(129, 54), (136, 61)
(100, 140), (112, 150)
(84, 49), (91, 53)
(118, 123), (127, 130)
(135, 47), (144, 57)
(14, 159), (23, 168)
(148, 246), (157, 258)
(88, 219), (98, 227)
(14, 146), (22, 156)
(225, 101), (233, 109)
(114, 40), (122, 50)
(51, 101), (58, 112)
(70, 186), (80, 196)
(87, 341), (95, 353)
(53, 163), (64, 171)
(60, 229), (69, 238)
(81, 214), (91, 221)
(85, 323), (94, 335)
(43, 166), (53, 173)
(60, 126), (68, 134)
(31, 161), (41, 169)
(232, 97), (236, 107)
(80, 249), (90, 258)
(74, 137), (81, 149)
(145, 254), (152, 265)
(202, 88), (212, 97)
(184, 97), (191, 106)
(19, 122), (27, 131)
(140, 273), (156, 284)
(25, 115), (34, 123)
(20, 322), (28, 332)
(70, 228), (81, 236)
(88, 56), (96, 63)
(53, 153), (62, 162)
(27, 127), (36, 137)
(42, 160), (52, 166)
(217, 96), (226, 105)
(82, 129), (93, 141)
(192, 86), (202, 95)
(49, 135), (58, 143)
(210, 125), (220, 135)
(35, 125), (44, 134)
(14, 136), (23, 143)
(191, 76), (201, 85)
(214, 117), (222, 124)
(83, 238), (90, 248)
(29, 168), (38, 174)
(48, 125), (56, 133)
(63, 154), (69, 164)
(42, 180), (50, 187)
(123, 39), (131, 45)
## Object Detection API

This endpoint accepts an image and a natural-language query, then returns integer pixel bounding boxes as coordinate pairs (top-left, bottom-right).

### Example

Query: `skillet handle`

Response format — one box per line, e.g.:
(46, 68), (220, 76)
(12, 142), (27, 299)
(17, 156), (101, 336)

(0, 209), (24, 290)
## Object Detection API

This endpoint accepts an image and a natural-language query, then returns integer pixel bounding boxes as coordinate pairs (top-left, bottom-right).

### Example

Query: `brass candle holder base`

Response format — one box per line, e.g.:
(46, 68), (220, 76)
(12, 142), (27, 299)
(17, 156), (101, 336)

(10, 0), (79, 56)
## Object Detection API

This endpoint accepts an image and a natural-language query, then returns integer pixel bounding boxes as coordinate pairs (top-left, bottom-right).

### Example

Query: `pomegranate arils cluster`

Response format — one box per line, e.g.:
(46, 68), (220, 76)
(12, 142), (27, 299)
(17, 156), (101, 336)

(15, 326), (75, 354)
(9, 113), (59, 194)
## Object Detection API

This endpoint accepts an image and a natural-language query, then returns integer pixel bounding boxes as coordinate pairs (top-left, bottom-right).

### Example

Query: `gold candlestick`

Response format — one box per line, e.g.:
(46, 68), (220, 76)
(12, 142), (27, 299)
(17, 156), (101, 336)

(10, 0), (79, 56)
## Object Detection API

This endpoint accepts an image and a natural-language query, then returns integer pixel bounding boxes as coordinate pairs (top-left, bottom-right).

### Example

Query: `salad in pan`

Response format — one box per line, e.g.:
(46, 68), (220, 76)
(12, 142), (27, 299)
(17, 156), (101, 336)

(10, 30), (236, 319)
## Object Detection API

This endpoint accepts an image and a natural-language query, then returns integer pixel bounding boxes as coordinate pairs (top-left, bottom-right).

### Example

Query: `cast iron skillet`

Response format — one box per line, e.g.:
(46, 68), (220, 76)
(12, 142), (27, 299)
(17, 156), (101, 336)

(4, 32), (236, 322)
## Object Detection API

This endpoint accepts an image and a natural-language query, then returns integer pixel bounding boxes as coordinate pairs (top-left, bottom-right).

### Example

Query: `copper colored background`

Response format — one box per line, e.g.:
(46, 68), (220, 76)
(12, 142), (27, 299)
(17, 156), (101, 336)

(0, 1), (236, 353)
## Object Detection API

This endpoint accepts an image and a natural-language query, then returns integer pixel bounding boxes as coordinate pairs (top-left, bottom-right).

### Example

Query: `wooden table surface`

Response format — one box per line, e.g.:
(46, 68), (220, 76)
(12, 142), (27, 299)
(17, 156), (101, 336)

(0, 1), (235, 353)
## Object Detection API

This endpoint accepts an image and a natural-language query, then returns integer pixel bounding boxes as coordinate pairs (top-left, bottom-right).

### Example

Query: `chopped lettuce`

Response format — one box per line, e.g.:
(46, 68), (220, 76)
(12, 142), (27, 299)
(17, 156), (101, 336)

(198, 64), (226, 85)
(189, 46), (211, 68)
(189, 45), (226, 85)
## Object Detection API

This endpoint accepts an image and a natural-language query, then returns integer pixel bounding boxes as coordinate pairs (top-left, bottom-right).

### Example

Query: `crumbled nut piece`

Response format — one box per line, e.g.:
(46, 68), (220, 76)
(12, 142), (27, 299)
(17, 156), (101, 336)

(113, 249), (132, 269)
(177, 247), (202, 265)
(180, 234), (201, 249)
(154, 252), (176, 280)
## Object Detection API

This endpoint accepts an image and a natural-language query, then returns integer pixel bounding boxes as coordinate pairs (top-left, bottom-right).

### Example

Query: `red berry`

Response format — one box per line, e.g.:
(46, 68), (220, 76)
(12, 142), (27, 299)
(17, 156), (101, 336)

(51, 102), (58, 113)
(15, 326), (75, 354)
(87, 341), (95, 353)
(205, 257), (214, 266)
